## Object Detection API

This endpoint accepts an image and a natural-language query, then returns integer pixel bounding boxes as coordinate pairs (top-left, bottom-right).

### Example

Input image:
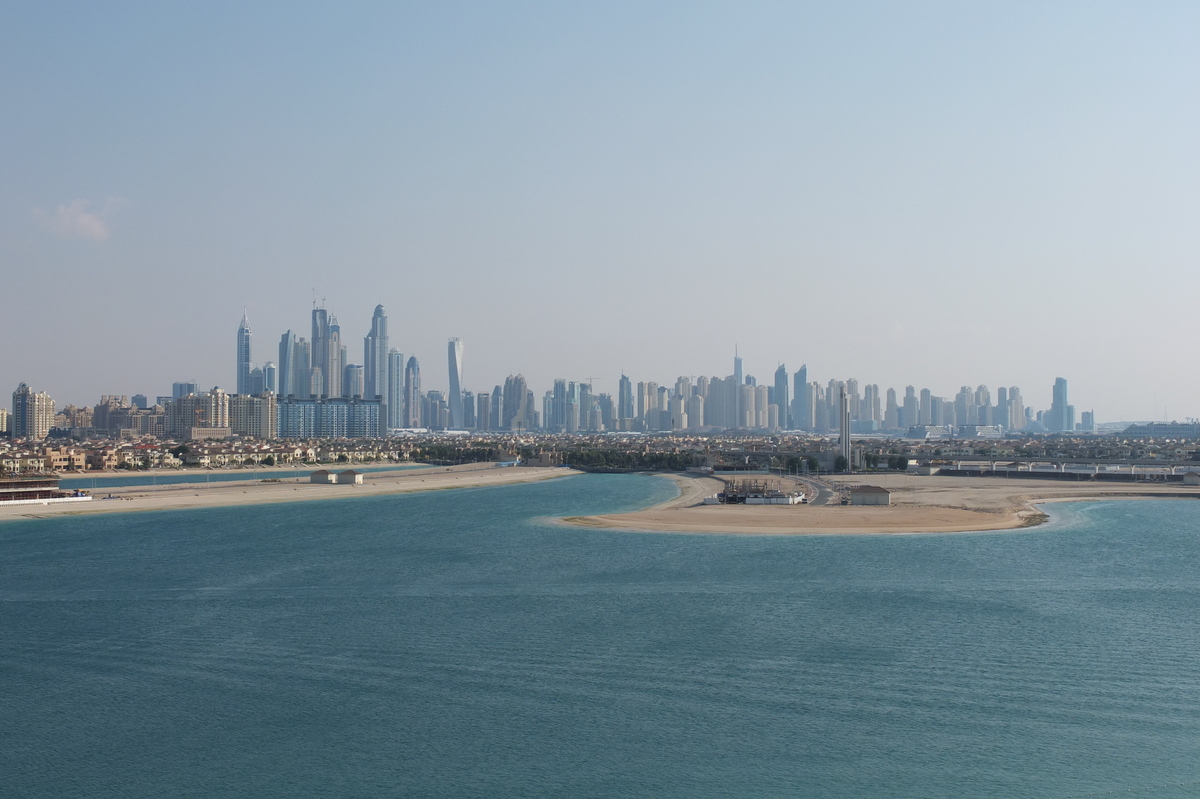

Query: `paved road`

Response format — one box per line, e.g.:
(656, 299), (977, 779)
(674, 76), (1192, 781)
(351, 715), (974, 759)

(793, 476), (836, 506)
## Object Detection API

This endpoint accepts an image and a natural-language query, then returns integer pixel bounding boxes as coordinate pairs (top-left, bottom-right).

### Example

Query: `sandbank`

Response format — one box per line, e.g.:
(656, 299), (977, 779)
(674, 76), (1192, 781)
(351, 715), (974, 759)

(562, 472), (1200, 535)
(0, 463), (581, 522)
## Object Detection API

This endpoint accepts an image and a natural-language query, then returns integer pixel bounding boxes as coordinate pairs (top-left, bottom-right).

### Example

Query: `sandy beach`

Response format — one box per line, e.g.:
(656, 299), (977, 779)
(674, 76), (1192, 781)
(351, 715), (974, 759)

(562, 472), (1200, 535)
(0, 464), (581, 522)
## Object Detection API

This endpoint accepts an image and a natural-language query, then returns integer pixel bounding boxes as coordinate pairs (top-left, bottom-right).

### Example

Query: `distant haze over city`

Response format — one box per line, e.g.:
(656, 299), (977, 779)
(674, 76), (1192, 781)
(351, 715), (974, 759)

(2, 4), (1197, 421)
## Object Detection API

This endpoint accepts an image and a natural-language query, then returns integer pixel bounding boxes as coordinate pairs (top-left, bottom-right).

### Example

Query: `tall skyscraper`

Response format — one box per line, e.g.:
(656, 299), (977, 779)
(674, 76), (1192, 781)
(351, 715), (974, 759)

(364, 305), (389, 407)
(342, 364), (364, 398)
(733, 351), (743, 429)
(236, 311), (253, 395)
(490, 386), (503, 429)
(277, 332), (296, 396)
(773, 364), (789, 429)
(447, 338), (464, 429)
(311, 306), (329, 397)
(502, 374), (529, 431)
(864, 384), (881, 422)
(1008, 386), (1025, 431)
(11, 383), (55, 439)
(838, 386), (851, 469)
(403, 356), (421, 428)
(311, 305), (344, 398)
(476, 392), (491, 432)
(1049, 377), (1074, 432)
(386, 349), (404, 430)
(328, 316), (344, 398)
(791, 364), (810, 430)
(618, 374), (634, 425)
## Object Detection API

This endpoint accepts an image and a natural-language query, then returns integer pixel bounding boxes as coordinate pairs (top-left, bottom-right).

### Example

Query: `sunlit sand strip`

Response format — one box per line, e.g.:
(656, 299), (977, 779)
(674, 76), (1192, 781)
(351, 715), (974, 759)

(0, 464), (582, 522)
(561, 473), (1200, 535)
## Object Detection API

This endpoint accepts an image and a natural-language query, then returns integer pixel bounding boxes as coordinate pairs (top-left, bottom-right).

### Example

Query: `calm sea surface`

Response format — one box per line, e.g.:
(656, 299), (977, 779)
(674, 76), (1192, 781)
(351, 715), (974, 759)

(2, 474), (1199, 798)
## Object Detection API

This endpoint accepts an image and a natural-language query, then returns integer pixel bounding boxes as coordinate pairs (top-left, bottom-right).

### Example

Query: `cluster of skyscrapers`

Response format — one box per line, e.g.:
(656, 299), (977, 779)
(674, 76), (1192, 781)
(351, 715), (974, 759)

(1, 310), (1094, 442)
(230, 306), (1092, 439)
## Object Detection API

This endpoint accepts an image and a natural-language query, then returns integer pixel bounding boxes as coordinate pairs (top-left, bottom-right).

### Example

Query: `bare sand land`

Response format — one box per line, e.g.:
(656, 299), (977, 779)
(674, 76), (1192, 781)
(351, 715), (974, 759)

(563, 473), (1200, 535)
(0, 464), (580, 522)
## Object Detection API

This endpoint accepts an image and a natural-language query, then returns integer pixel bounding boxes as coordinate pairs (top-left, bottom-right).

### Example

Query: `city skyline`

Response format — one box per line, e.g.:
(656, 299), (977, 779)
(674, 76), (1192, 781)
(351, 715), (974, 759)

(3, 5), (1197, 419)
(2, 300), (1128, 434)
(228, 304), (1094, 435)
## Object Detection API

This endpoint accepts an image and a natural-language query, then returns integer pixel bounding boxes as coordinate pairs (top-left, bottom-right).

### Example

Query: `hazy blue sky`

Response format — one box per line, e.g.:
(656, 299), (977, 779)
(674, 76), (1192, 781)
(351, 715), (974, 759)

(3, 2), (1197, 420)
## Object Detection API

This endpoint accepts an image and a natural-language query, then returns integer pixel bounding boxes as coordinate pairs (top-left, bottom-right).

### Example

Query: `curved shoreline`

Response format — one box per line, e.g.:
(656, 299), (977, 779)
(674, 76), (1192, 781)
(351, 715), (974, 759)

(560, 472), (1200, 536)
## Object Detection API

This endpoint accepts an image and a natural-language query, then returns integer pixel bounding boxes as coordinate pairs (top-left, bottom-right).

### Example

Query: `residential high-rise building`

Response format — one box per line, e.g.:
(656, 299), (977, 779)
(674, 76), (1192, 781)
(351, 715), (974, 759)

(447, 338), (464, 429)
(292, 338), (312, 396)
(262, 362), (277, 394)
(618, 374), (634, 425)
(360, 303), (388, 422)
(403, 357), (421, 428)
(386, 349), (404, 430)
(502, 374), (529, 431)
(1049, 377), (1073, 433)
(173, 382), (198, 399)
(230, 392), (278, 439)
(476, 392), (491, 432)
(1007, 387), (1025, 431)
(11, 383), (55, 439)
(462, 391), (476, 428)
(791, 364), (810, 430)
(490, 386), (503, 429)
(277, 332), (297, 396)
(342, 364), (364, 398)
(311, 305), (344, 398)
(311, 306), (329, 394)
(838, 386), (851, 468)
(236, 311), (253, 395)
(773, 364), (789, 429)
(247, 367), (265, 394)
(276, 396), (381, 439)
(733, 351), (743, 429)
(329, 316), (344, 398)
(364, 305), (389, 409)
(902, 386), (918, 429)
(884, 387), (899, 429)
(864, 384), (881, 422)
(165, 388), (230, 439)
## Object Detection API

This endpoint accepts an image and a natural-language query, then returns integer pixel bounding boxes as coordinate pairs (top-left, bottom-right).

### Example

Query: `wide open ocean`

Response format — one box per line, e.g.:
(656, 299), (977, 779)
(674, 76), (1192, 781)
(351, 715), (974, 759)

(2, 473), (1199, 798)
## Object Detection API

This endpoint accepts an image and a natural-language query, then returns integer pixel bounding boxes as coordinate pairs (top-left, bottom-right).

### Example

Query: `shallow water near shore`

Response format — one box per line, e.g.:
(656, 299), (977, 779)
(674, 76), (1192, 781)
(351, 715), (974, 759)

(3, 473), (1199, 798)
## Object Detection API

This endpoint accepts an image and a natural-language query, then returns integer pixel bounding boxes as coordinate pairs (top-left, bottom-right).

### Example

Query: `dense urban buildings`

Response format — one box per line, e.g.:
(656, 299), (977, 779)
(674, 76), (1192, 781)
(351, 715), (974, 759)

(5, 303), (1116, 445)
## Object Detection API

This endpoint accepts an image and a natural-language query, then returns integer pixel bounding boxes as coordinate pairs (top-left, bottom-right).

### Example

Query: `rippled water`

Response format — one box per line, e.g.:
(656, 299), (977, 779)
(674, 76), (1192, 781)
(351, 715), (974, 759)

(2, 475), (1199, 798)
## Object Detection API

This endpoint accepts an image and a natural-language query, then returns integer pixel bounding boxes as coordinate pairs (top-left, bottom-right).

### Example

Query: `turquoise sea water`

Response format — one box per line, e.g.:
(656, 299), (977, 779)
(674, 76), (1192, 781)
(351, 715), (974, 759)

(2, 474), (1199, 798)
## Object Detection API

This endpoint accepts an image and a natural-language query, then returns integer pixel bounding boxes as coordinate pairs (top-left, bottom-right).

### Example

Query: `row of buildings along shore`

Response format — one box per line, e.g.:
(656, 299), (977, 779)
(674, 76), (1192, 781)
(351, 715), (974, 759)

(13, 302), (1200, 447)
(3, 428), (1200, 476)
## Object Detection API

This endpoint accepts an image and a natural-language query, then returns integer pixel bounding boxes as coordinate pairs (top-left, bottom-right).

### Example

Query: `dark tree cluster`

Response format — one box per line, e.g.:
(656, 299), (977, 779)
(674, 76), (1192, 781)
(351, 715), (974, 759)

(560, 449), (698, 473)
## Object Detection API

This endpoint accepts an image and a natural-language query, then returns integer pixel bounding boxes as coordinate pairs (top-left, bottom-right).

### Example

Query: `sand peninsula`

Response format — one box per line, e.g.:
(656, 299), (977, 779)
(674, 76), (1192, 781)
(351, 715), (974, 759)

(562, 472), (1200, 535)
(0, 463), (581, 522)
